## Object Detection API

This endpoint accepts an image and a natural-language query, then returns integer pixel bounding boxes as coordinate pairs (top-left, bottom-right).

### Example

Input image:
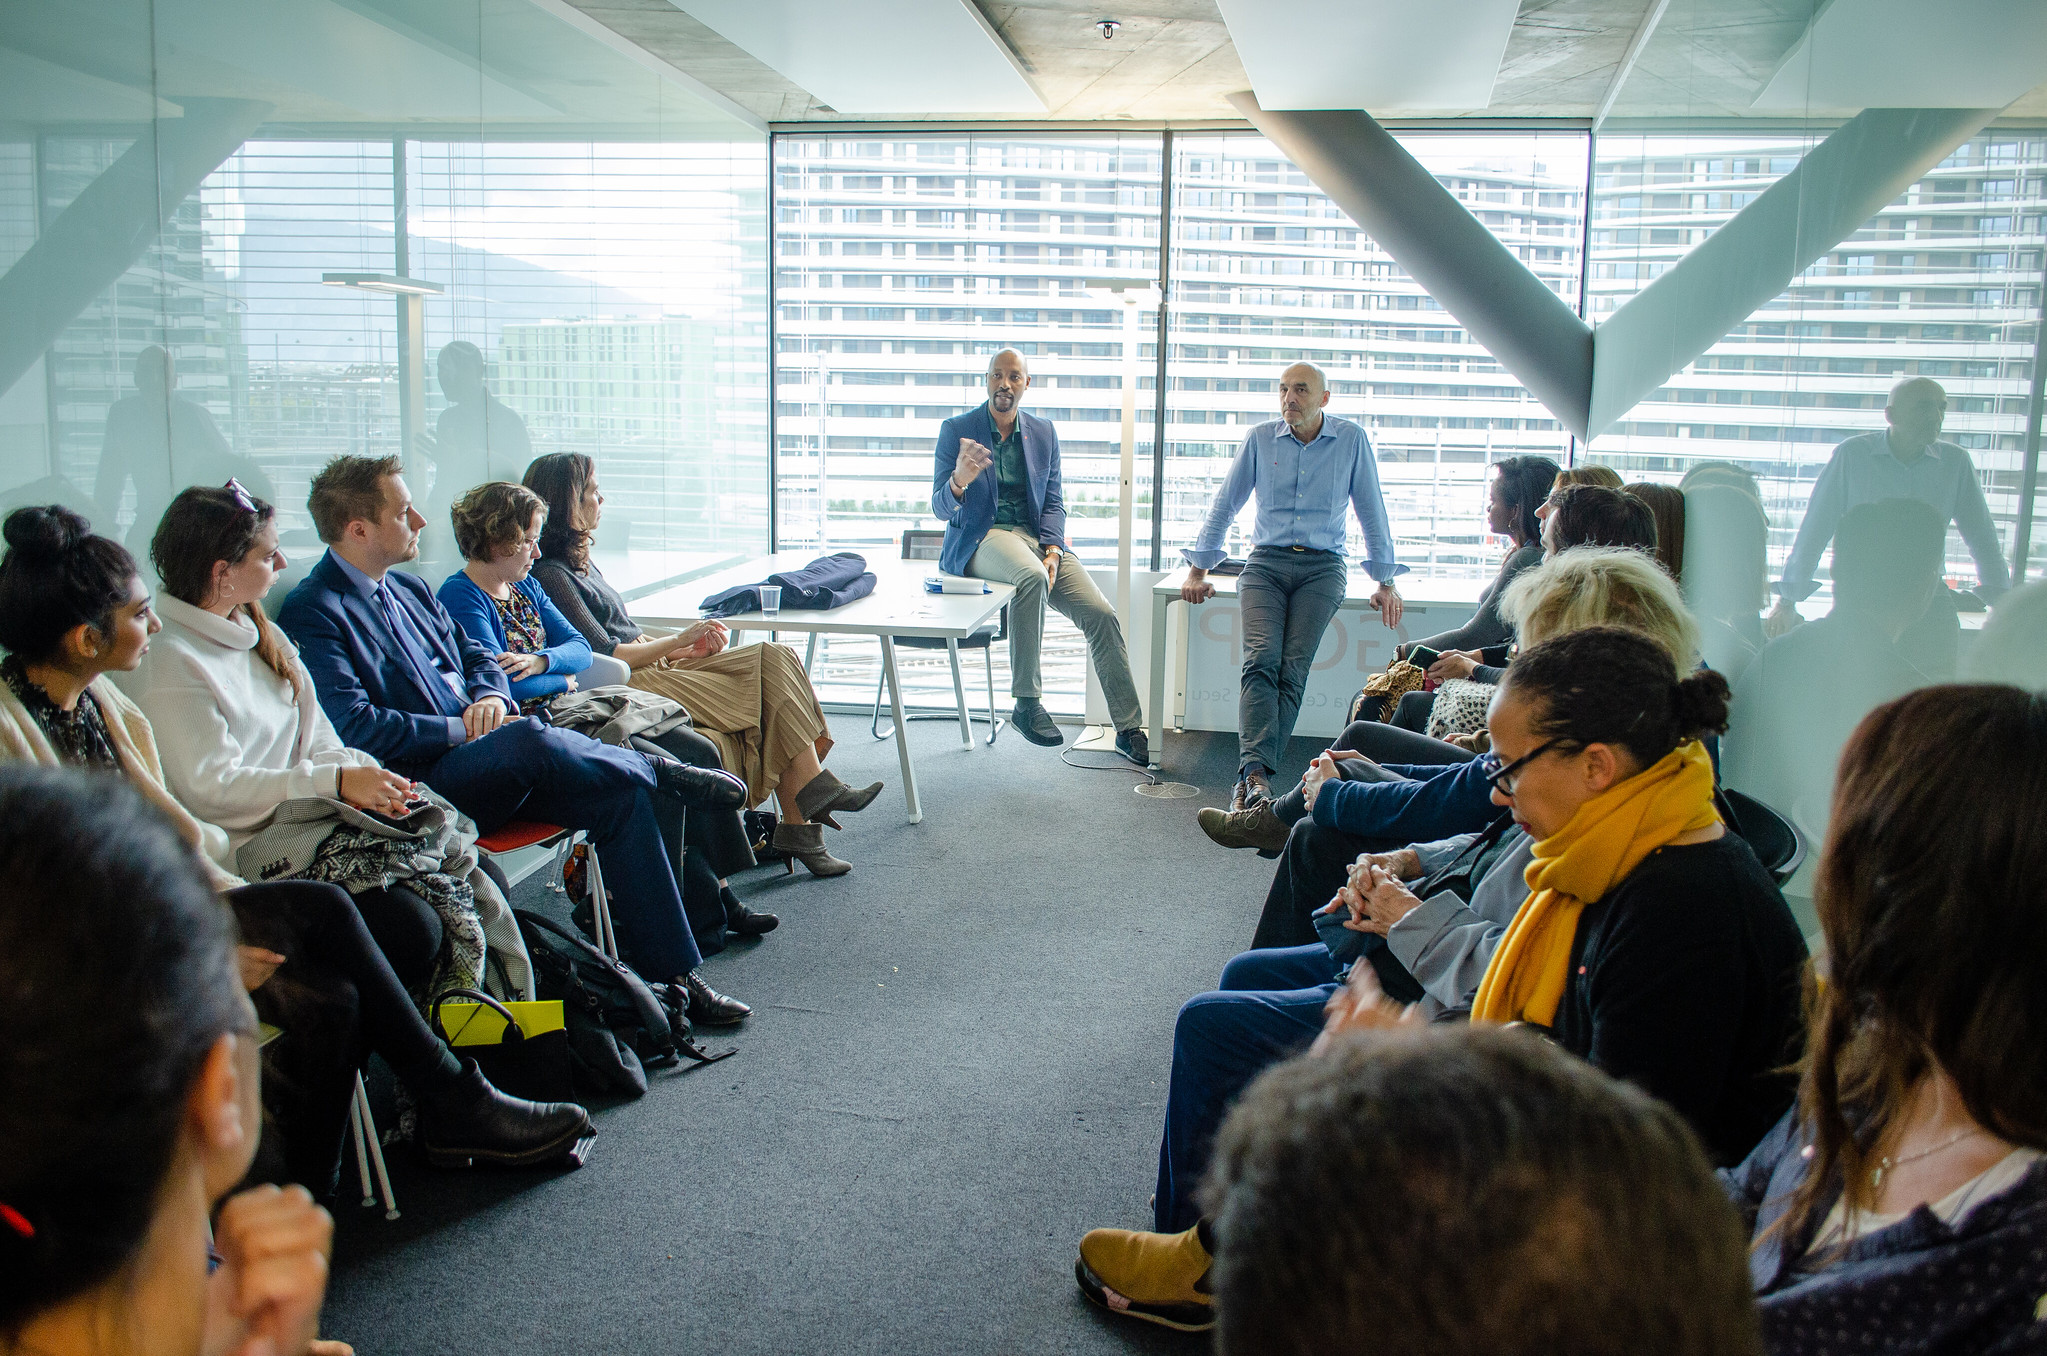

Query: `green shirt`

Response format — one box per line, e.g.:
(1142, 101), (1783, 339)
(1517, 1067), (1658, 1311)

(989, 423), (1031, 530)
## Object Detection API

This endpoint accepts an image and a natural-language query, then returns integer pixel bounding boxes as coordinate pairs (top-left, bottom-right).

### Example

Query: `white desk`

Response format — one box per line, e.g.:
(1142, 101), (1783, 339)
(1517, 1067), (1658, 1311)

(1145, 565), (1492, 772)
(631, 553), (1015, 824)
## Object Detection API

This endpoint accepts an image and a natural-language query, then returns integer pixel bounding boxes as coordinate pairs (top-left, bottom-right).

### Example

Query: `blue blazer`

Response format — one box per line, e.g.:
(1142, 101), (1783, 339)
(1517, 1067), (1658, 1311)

(929, 402), (1065, 576)
(436, 572), (593, 707)
(277, 551), (514, 774)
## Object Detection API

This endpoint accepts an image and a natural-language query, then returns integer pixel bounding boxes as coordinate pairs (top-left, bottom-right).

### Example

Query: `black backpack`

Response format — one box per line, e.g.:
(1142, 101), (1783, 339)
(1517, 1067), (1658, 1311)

(514, 909), (733, 1097)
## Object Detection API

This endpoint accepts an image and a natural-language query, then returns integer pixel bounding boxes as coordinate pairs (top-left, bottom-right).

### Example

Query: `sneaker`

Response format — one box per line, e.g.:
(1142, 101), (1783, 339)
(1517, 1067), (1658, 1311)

(1114, 727), (1149, 765)
(1074, 1225), (1215, 1333)
(1011, 698), (1064, 746)
(1197, 802), (1290, 854)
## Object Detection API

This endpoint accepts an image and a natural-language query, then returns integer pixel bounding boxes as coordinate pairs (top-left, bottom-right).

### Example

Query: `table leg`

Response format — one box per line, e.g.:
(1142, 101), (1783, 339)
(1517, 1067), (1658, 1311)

(946, 637), (972, 749)
(1147, 590), (1170, 772)
(880, 635), (922, 824)
(803, 633), (818, 672)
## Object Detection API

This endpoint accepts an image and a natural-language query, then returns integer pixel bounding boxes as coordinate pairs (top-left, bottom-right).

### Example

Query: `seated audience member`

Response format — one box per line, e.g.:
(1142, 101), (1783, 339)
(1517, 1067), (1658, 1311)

(521, 453), (880, 879)
(1724, 498), (1942, 851)
(0, 505), (587, 1189)
(1725, 684), (2047, 1354)
(1076, 626), (1807, 1321)
(436, 482), (775, 949)
(1188, 1028), (1762, 1355)
(1542, 482), (1659, 558)
(1344, 481), (1664, 751)
(1389, 454), (1558, 671)
(273, 455), (752, 1027)
(1625, 480), (1687, 583)
(1961, 578), (2046, 689)
(0, 766), (340, 1356)
(1240, 548), (1702, 951)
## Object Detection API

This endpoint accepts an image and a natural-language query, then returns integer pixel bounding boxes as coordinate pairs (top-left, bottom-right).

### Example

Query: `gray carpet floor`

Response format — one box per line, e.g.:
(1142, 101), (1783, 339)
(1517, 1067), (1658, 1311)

(325, 722), (1327, 1355)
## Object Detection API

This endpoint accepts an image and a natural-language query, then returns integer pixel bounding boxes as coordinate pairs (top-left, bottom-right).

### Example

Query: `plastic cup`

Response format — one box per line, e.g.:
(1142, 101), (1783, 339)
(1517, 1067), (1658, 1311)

(758, 584), (782, 616)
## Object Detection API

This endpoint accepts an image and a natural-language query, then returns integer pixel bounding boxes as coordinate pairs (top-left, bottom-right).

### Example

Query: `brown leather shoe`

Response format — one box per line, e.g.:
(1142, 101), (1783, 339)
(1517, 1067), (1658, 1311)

(1197, 803), (1290, 853)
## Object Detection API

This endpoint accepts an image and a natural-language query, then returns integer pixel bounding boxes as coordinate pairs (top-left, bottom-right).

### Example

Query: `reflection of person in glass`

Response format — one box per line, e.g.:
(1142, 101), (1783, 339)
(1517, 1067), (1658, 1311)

(95, 345), (275, 552)
(422, 341), (531, 565)
(1769, 377), (2009, 674)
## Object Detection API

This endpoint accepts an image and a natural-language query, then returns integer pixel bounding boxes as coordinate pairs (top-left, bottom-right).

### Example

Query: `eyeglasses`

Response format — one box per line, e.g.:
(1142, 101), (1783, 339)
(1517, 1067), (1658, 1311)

(1486, 739), (1569, 798)
(224, 478), (256, 513)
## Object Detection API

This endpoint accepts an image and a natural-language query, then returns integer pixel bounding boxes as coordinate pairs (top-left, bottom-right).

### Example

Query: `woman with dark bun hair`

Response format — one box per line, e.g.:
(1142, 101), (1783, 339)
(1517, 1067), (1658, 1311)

(0, 765), (336, 1356)
(1725, 684), (2047, 1355)
(1074, 627), (1811, 1326)
(0, 504), (591, 1194)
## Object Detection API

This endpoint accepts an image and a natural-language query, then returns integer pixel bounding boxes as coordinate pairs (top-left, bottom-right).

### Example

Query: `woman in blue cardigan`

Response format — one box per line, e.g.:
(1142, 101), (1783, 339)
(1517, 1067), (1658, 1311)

(438, 481), (778, 949)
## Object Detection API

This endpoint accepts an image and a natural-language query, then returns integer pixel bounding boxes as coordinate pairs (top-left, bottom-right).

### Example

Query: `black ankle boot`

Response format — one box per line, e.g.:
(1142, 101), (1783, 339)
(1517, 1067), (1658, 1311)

(721, 885), (779, 937)
(640, 750), (746, 810)
(416, 1059), (593, 1169)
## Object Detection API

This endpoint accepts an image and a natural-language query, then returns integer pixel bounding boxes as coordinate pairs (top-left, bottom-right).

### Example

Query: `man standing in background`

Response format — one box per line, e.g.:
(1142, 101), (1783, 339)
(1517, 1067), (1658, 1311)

(1181, 362), (1404, 810)
(931, 348), (1147, 761)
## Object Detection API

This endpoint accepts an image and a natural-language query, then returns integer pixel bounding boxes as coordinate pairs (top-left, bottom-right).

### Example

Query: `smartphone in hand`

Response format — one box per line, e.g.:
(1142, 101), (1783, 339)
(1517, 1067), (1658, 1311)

(1407, 644), (1442, 669)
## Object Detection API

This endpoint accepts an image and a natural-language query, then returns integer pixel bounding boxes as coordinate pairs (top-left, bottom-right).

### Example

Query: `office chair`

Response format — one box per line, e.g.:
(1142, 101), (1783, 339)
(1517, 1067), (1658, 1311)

(871, 528), (1007, 745)
(1721, 789), (1809, 887)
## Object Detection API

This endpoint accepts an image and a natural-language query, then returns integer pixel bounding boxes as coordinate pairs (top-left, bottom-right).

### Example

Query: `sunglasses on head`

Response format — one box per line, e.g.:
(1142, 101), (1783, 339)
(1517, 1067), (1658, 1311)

(224, 478), (256, 513)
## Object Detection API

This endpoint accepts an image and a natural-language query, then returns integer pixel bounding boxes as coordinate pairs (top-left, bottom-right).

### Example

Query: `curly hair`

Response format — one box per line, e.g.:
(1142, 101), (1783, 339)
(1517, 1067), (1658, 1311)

(450, 481), (545, 563)
(1500, 625), (1730, 768)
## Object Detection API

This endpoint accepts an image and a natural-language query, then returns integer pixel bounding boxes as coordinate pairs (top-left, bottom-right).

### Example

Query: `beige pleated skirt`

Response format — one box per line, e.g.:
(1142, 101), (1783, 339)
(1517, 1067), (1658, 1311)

(627, 641), (832, 807)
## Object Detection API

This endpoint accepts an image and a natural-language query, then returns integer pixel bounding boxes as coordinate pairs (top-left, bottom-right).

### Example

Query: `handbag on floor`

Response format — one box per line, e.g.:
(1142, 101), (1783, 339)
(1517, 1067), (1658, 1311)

(514, 909), (733, 1098)
(431, 988), (576, 1104)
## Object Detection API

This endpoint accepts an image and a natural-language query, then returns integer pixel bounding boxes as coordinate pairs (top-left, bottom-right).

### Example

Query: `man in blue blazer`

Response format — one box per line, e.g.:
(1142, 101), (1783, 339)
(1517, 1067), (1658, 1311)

(931, 348), (1145, 758)
(276, 453), (751, 1025)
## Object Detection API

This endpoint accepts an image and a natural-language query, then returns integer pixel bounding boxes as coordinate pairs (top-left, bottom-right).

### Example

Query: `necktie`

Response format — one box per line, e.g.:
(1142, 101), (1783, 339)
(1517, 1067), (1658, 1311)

(376, 583), (465, 718)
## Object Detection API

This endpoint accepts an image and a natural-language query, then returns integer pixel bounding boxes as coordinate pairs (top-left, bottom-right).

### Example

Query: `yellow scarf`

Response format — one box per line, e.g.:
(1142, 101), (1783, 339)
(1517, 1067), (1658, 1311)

(1470, 740), (1719, 1028)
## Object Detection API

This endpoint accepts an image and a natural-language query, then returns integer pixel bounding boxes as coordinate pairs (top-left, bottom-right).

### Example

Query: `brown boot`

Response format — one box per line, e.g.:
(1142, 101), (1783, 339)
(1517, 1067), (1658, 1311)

(769, 821), (851, 878)
(792, 768), (884, 829)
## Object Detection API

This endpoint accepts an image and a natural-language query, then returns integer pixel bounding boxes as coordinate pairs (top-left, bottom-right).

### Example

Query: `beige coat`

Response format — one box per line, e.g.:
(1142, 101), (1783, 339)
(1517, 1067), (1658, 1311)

(0, 673), (244, 892)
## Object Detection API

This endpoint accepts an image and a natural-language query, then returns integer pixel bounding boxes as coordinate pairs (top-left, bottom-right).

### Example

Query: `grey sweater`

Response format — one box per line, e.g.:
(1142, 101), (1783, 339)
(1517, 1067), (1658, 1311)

(1408, 540), (1543, 656)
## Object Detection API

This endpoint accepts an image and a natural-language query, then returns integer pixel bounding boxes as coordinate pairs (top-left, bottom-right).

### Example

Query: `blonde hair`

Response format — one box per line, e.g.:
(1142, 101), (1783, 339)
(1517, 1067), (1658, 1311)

(1502, 546), (1700, 669)
(1551, 464), (1624, 493)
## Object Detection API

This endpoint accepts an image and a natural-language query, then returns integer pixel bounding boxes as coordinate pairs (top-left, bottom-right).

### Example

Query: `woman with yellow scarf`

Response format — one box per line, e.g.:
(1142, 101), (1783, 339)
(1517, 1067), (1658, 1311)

(1074, 626), (1807, 1333)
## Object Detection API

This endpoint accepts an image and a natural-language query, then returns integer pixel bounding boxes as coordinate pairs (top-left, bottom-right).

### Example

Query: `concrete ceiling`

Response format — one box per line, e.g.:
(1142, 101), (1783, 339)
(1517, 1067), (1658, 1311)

(561, 0), (2047, 124)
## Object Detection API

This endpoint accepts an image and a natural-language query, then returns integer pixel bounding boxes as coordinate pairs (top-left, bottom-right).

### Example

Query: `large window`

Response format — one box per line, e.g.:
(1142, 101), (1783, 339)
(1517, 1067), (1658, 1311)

(1588, 131), (2047, 593)
(1, 0), (768, 596)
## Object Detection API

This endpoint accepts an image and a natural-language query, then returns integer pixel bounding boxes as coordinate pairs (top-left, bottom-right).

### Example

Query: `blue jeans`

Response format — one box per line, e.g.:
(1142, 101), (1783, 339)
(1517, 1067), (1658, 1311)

(419, 717), (704, 981)
(1237, 546), (1349, 777)
(1153, 945), (1340, 1233)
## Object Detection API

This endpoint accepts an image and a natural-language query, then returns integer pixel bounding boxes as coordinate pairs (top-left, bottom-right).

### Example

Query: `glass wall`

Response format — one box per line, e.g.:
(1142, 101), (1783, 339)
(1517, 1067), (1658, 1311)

(0, 0), (767, 594)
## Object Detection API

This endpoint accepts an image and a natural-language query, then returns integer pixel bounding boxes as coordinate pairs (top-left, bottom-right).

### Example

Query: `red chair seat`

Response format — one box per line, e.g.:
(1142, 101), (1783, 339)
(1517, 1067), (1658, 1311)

(476, 820), (568, 854)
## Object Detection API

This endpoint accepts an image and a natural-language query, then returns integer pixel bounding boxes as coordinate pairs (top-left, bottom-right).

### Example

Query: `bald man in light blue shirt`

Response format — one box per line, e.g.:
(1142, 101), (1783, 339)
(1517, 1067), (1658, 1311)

(1182, 362), (1406, 808)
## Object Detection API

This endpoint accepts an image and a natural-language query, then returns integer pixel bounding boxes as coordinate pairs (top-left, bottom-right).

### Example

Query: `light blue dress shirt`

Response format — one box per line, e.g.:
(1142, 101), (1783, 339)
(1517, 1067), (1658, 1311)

(1182, 413), (1406, 583)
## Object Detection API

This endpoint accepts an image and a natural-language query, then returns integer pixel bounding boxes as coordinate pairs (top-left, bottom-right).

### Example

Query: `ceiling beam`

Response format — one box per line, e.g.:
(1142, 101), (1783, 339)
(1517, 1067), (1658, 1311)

(1592, 0), (1672, 133)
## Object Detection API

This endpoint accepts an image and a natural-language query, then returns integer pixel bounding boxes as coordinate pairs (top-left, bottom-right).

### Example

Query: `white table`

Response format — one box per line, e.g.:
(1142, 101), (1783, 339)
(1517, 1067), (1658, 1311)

(1144, 565), (1492, 772)
(631, 553), (1015, 824)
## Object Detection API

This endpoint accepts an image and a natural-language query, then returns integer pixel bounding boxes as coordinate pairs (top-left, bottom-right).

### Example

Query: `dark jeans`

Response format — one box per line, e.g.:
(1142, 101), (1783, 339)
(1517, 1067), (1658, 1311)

(1154, 945), (1339, 1233)
(231, 880), (462, 1198)
(418, 716), (703, 981)
(1251, 817), (1418, 978)
(1237, 546), (1349, 777)
(633, 726), (757, 955)
(1267, 717), (1468, 829)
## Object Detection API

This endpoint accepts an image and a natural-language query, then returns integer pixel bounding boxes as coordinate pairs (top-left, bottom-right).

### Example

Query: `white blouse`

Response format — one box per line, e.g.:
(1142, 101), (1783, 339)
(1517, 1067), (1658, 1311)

(116, 594), (378, 848)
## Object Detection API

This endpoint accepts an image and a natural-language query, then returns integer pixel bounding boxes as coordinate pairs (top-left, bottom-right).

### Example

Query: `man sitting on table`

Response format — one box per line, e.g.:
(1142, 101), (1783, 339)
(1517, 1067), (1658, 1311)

(931, 347), (1146, 760)
(1181, 362), (1405, 810)
(276, 454), (753, 1027)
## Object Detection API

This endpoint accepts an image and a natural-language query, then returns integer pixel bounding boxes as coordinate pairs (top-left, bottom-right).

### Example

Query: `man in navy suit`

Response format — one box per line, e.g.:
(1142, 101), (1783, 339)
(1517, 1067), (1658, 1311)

(276, 453), (751, 1025)
(931, 348), (1145, 759)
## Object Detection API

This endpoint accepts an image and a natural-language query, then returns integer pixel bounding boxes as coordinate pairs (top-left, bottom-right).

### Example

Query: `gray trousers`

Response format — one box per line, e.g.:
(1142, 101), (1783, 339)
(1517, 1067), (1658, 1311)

(966, 525), (1142, 730)
(1237, 545), (1348, 776)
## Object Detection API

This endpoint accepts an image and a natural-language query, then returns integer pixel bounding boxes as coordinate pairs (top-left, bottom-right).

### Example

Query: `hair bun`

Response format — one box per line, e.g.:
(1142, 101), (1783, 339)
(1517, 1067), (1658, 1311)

(1671, 669), (1733, 739)
(2, 505), (92, 561)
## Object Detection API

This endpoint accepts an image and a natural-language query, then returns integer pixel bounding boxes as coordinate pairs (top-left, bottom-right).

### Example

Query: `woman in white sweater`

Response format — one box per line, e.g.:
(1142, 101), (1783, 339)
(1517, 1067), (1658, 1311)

(2, 502), (590, 1189)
